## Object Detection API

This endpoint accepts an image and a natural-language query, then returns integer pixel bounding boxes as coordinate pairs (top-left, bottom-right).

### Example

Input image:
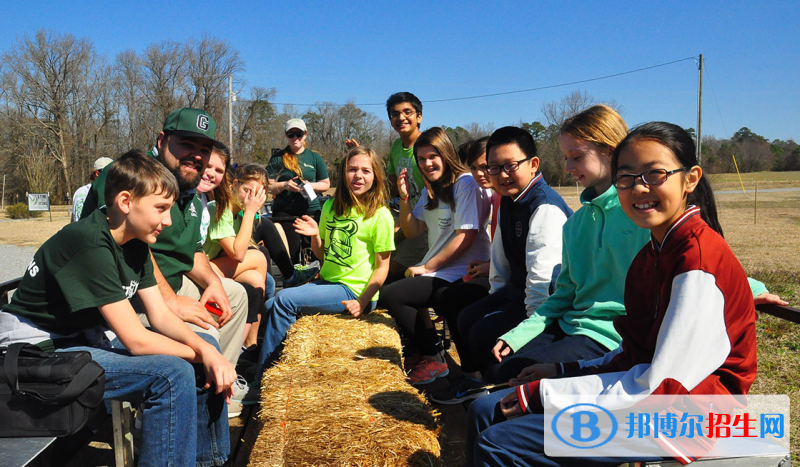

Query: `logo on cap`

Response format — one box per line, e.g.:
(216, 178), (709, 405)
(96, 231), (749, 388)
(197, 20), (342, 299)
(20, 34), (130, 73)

(197, 115), (210, 131)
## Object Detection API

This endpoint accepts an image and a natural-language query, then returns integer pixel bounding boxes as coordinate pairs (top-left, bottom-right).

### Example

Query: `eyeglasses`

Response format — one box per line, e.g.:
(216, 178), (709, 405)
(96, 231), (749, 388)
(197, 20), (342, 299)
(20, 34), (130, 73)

(613, 168), (687, 190)
(389, 109), (417, 120)
(486, 157), (532, 176)
(286, 131), (305, 139)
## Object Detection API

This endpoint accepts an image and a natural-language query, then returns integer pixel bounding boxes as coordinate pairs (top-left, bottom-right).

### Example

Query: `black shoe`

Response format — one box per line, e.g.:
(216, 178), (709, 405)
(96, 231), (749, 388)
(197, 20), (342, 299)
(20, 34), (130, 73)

(428, 377), (488, 405)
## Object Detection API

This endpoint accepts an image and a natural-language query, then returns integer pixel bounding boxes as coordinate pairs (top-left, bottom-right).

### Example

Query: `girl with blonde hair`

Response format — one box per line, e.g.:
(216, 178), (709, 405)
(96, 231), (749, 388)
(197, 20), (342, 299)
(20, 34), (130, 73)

(254, 145), (395, 374)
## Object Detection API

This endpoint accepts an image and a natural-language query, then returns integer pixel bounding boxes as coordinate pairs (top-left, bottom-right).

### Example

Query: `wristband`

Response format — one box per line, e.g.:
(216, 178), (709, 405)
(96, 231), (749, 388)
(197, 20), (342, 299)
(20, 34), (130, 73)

(400, 196), (409, 201)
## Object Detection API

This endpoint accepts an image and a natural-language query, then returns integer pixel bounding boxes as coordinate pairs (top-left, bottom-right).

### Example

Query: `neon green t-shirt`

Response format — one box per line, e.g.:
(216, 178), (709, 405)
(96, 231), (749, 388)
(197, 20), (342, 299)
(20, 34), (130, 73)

(318, 199), (395, 301)
(203, 201), (238, 260)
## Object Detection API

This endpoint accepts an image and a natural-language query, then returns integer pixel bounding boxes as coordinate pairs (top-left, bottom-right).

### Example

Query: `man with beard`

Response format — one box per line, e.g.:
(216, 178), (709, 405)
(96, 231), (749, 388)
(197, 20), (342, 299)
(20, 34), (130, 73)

(81, 108), (248, 369)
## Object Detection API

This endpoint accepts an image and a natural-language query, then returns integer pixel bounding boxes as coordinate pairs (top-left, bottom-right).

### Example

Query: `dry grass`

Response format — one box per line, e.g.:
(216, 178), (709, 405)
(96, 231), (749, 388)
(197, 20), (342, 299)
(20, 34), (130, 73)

(250, 313), (442, 467)
(0, 205), (70, 247)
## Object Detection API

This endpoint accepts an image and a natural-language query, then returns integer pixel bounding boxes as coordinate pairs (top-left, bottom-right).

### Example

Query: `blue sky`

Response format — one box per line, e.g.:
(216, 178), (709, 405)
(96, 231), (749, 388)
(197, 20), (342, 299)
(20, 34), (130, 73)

(3, 1), (798, 141)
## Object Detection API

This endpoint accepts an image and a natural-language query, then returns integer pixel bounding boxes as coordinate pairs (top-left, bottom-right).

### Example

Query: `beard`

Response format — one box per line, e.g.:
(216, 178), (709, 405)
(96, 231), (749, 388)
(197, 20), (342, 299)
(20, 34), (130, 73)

(157, 154), (202, 193)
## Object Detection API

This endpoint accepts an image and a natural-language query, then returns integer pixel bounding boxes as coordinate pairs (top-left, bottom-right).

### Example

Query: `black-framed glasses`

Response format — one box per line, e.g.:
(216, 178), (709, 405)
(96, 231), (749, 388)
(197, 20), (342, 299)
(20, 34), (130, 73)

(613, 168), (687, 190)
(286, 131), (305, 139)
(389, 109), (417, 120)
(486, 157), (532, 176)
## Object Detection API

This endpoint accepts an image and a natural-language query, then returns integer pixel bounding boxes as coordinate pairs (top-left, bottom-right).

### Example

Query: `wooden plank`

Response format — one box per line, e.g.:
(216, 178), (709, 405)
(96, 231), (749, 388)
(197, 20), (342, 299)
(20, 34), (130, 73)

(231, 406), (260, 467)
(0, 437), (56, 467)
(756, 303), (800, 324)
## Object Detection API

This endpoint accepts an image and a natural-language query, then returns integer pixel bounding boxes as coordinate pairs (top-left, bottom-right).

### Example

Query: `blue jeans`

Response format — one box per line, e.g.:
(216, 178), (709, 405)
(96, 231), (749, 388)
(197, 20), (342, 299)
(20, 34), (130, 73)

(467, 388), (663, 466)
(64, 334), (229, 467)
(256, 279), (376, 378)
(266, 272), (276, 301)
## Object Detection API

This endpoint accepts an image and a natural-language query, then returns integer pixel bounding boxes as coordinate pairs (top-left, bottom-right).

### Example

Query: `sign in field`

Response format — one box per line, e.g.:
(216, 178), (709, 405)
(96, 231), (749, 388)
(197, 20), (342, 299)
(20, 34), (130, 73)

(26, 193), (50, 212)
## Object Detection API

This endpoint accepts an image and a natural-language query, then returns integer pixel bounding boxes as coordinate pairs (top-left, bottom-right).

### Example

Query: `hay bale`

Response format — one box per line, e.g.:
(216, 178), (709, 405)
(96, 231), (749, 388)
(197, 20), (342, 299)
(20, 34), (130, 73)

(249, 312), (442, 467)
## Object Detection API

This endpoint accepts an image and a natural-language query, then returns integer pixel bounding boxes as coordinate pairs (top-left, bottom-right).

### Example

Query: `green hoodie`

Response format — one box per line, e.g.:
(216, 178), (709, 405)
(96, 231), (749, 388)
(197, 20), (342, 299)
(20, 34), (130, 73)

(500, 185), (649, 352)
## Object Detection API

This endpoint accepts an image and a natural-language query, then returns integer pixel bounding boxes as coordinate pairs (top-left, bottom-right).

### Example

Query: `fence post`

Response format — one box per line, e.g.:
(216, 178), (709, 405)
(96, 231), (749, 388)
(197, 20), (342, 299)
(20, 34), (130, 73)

(754, 182), (758, 225)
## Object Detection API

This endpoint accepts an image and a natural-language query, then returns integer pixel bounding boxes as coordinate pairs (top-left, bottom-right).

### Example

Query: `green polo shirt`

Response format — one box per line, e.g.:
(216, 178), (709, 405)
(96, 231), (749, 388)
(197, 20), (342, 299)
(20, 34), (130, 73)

(80, 149), (203, 291)
(4, 209), (156, 334)
(266, 148), (329, 215)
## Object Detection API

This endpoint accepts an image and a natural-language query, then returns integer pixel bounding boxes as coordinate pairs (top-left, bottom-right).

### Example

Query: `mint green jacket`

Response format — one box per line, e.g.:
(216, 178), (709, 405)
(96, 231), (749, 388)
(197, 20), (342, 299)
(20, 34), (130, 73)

(500, 185), (648, 352)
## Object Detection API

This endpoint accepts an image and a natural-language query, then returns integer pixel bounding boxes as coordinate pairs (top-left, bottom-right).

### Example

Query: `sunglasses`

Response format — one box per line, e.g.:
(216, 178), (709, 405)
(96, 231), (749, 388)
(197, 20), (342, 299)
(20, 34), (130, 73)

(286, 131), (305, 139)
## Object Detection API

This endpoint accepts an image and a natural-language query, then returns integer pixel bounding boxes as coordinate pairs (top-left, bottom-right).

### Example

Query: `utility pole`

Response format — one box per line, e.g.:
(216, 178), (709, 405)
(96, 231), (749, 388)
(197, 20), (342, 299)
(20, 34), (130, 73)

(228, 75), (234, 159)
(697, 54), (703, 165)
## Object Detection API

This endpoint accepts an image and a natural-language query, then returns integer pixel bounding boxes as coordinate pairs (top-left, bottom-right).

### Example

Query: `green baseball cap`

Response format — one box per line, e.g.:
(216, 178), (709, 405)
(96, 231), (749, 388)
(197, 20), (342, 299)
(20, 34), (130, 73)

(162, 108), (224, 147)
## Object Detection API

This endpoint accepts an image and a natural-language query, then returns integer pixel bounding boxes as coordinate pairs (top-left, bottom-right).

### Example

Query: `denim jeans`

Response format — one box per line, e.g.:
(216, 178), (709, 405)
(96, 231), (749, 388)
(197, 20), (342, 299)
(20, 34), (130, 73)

(256, 279), (376, 379)
(467, 388), (663, 466)
(65, 333), (229, 467)
(266, 272), (276, 301)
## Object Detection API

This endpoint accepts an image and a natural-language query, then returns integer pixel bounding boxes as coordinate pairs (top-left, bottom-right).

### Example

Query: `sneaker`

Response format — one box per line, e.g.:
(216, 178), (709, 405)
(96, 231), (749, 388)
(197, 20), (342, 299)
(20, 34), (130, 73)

(228, 399), (243, 418)
(284, 266), (320, 288)
(428, 377), (488, 405)
(407, 355), (449, 385)
(293, 260), (320, 271)
(231, 375), (259, 406)
(403, 352), (423, 372)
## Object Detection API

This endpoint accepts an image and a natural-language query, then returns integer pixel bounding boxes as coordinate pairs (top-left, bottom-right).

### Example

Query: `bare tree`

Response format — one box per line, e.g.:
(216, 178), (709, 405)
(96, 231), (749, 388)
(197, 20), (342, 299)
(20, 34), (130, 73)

(18, 145), (58, 193)
(114, 49), (147, 148)
(185, 34), (245, 142)
(232, 87), (280, 163)
(140, 41), (187, 127)
(541, 90), (598, 128)
(2, 30), (100, 195)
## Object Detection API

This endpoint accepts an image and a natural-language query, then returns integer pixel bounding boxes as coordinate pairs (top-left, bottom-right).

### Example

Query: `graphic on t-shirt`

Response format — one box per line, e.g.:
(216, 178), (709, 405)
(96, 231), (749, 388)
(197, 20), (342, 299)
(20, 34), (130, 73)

(26, 259), (39, 278)
(122, 280), (140, 299)
(324, 216), (359, 267)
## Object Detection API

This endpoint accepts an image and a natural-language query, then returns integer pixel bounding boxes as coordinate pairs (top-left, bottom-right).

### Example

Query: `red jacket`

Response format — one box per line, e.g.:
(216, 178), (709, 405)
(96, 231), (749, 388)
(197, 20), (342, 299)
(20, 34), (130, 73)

(517, 207), (757, 462)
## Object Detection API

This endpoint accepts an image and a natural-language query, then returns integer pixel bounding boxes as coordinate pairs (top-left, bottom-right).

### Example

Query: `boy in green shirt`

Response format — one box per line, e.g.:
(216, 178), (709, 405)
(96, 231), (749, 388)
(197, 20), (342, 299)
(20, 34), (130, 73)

(0, 151), (236, 466)
(347, 92), (429, 283)
(383, 92), (429, 282)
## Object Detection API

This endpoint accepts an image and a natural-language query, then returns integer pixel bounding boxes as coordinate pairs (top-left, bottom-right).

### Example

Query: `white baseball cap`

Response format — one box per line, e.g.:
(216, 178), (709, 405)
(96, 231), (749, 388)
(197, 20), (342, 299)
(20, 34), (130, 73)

(284, 118), (307, 133)
(93, 157), (114, 171)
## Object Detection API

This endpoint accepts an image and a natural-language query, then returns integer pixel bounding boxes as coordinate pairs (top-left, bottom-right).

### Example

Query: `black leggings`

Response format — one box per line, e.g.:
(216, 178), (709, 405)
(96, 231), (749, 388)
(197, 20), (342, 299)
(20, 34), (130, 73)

(272, 210), (320, 264)
(378, 276), (454, 356)
(434, 277), (491, 366)
(252, 218), (294, 278)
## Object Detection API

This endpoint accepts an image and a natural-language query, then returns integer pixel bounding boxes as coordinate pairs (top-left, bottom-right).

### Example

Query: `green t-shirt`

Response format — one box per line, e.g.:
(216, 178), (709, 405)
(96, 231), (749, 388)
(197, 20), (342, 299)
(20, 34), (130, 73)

(318, 199), (395, 301)
(203, 201), (243, 260)
(4, 209), (156, 334)
(386, 138), (424, 204)
(81, 149), (203, 291)
(266, 148), (329, 215)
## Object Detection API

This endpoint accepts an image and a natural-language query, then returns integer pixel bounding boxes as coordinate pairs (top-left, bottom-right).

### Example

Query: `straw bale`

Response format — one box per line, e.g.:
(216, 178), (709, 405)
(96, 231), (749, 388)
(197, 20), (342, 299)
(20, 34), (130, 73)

(249, 312), (442, 467)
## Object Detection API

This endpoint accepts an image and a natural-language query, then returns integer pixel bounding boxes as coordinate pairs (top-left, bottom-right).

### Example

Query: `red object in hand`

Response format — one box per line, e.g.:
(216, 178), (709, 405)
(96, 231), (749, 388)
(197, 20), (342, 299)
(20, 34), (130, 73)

(205, 302), (223, 316)
(463, 273), (473, 282)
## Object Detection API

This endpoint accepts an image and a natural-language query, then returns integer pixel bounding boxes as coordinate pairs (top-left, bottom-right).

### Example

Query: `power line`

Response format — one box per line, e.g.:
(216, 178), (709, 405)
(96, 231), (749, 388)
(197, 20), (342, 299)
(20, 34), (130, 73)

(255, 56), (697, 108)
